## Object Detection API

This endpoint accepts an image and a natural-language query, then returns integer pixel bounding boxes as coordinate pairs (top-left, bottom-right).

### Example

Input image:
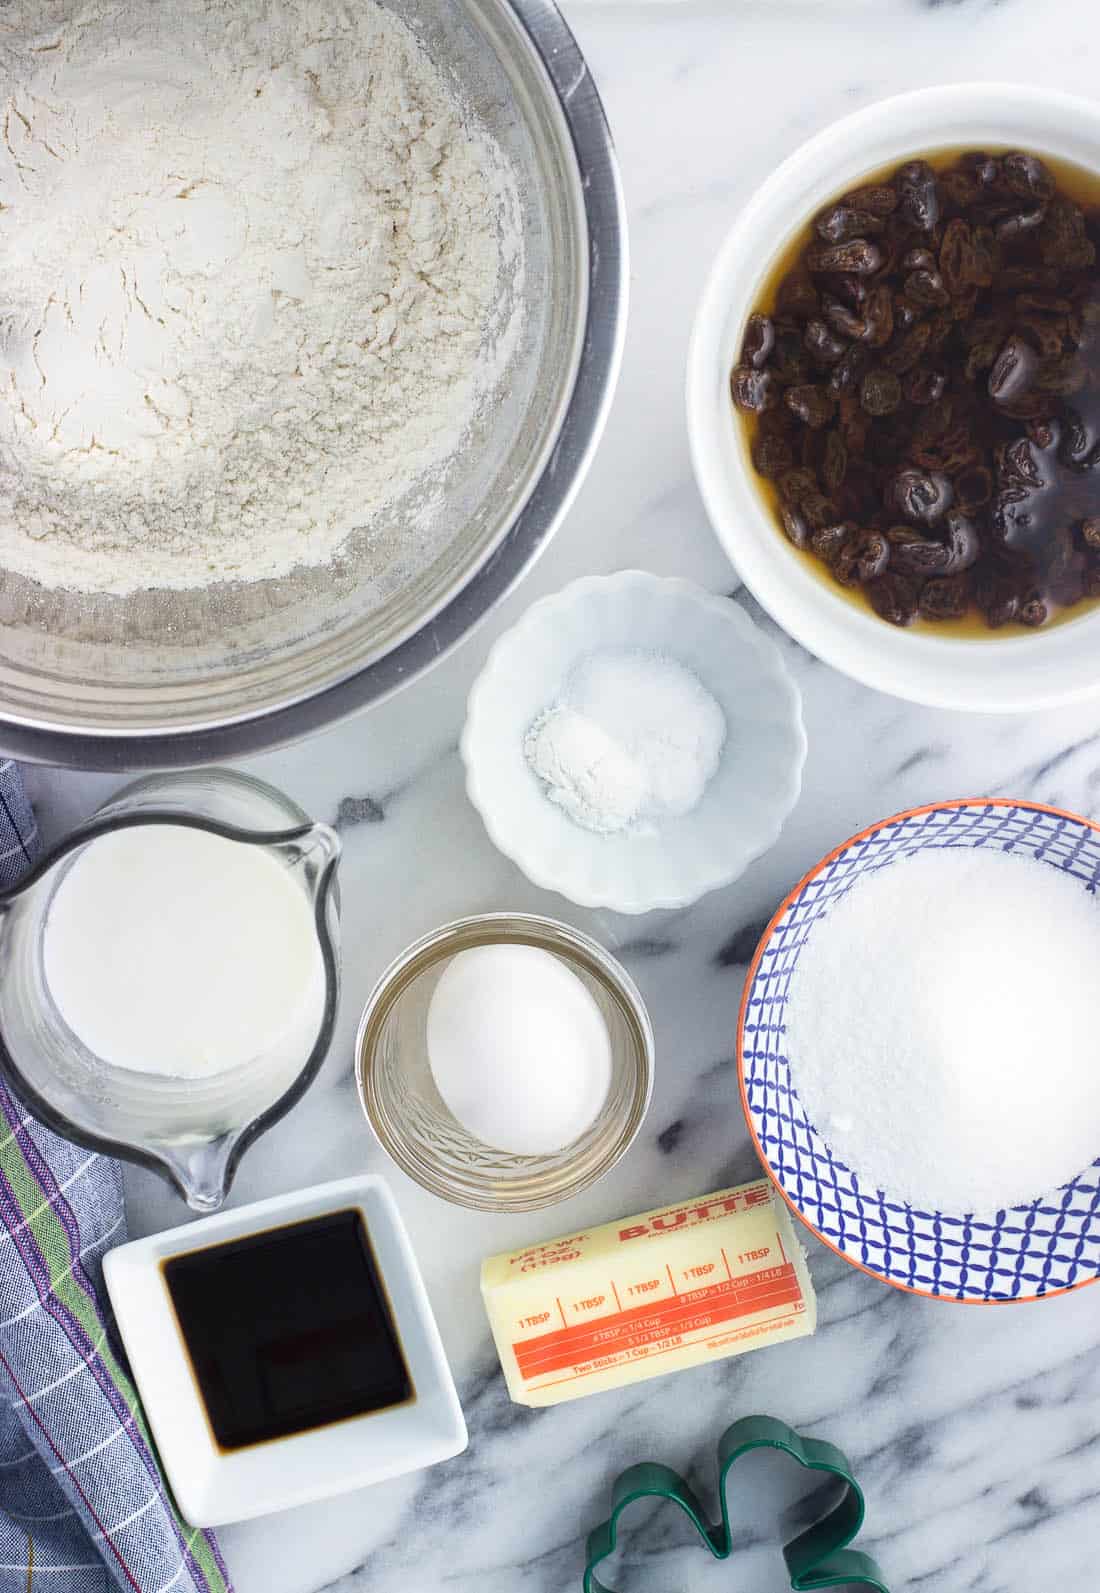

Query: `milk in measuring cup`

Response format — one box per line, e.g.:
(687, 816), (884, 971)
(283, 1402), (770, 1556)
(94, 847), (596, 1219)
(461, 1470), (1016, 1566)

(44, 825), (325, 1078)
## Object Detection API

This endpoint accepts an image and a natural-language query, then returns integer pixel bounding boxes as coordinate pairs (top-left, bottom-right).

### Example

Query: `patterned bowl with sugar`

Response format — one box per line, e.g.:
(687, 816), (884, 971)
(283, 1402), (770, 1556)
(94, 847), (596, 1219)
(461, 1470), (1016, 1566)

(739, 798), (1100, 1303)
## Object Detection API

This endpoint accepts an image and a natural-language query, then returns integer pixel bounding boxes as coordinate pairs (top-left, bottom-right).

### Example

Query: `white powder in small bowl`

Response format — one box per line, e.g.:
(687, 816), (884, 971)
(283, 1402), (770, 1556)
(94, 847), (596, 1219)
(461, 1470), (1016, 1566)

(524, 650), (726, 836)
(785, 847), (1100, 1218)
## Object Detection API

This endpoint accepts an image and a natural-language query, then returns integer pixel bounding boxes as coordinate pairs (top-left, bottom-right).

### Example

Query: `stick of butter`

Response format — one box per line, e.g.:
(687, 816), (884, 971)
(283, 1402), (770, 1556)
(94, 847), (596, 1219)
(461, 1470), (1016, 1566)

(481, 1179), (815, 1406)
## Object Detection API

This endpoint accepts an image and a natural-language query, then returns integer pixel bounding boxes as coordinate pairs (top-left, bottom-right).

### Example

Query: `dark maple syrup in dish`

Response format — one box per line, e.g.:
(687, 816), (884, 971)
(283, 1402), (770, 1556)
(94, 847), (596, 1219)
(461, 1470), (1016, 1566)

(162, 1209), (413, 1451)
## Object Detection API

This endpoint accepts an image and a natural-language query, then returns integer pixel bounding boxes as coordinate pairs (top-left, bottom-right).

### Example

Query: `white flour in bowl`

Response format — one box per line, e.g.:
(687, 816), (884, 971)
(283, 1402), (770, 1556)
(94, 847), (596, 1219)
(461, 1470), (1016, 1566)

(0, 0), (522, 594)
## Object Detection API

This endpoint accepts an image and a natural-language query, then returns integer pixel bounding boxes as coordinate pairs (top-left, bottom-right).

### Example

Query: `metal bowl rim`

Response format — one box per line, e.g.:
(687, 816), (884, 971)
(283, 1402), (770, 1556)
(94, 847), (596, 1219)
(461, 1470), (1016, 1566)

(0, 0), (628, 770)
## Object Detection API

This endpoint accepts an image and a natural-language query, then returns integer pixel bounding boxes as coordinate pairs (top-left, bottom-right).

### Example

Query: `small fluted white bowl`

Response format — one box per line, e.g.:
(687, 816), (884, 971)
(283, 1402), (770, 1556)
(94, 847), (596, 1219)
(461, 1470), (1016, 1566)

(462, 572), (806, 913)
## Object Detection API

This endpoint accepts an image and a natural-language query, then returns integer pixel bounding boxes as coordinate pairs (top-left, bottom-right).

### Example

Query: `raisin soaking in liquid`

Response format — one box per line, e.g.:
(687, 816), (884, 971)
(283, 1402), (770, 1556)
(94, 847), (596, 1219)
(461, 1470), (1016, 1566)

(736, 150), (1100, 637)
(162, 1210), (413, 1451)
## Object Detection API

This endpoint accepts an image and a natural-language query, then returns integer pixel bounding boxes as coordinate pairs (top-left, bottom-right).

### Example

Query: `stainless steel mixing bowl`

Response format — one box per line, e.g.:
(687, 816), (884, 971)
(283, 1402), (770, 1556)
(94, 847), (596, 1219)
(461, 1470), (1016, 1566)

(0, 0), (626, 769)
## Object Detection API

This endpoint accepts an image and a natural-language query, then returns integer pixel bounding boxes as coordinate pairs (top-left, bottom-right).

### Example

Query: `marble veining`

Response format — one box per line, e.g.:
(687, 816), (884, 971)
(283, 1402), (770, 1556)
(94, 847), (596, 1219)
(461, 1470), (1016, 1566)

(23, 0), (1100, 1586)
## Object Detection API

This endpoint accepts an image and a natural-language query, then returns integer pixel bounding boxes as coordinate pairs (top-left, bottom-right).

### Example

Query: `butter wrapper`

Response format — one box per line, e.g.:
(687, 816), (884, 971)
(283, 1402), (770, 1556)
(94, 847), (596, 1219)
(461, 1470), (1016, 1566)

(481, 1178), (816, 1406)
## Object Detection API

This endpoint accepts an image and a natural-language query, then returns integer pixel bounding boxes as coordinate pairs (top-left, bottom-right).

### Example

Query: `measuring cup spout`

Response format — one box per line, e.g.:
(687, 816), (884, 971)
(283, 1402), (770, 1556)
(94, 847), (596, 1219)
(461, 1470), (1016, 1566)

(159, 1135), (239, 1213)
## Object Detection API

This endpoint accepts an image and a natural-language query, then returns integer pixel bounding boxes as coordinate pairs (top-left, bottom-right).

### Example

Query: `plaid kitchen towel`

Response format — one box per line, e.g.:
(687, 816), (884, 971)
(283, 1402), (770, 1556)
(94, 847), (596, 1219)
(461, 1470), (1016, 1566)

(0, 761), (232, 1593)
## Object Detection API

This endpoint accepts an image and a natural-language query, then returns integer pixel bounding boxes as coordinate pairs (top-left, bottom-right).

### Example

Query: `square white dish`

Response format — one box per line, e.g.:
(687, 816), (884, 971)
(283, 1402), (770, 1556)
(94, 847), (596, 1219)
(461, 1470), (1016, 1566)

(103, 1174), (466, 1527)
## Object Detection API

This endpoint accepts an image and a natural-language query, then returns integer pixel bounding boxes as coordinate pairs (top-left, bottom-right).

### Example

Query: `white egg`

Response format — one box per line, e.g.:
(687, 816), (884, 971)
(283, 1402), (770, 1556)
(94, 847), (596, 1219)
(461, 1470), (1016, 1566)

(425, 944), (613, 1156)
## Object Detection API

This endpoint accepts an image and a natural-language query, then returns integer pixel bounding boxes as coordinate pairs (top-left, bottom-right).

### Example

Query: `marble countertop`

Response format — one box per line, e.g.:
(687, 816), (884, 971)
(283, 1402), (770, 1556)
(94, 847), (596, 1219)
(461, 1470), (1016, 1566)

(27, 0), (1100, 1586)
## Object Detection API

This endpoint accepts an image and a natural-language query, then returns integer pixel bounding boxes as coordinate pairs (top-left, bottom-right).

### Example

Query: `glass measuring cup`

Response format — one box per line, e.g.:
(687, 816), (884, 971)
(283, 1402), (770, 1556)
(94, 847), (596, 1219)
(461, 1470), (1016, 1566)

(357, 913), (653, 1211)
(0, 770), (340, 1212)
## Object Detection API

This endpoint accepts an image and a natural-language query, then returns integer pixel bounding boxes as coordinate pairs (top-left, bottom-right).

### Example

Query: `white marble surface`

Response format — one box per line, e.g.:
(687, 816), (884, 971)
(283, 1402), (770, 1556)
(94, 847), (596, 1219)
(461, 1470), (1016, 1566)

(24, 0), (1100, 1587)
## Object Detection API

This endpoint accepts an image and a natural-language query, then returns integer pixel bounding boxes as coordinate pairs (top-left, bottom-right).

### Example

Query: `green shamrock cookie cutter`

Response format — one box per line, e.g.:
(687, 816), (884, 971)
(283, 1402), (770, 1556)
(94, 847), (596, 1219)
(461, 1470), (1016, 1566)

(584, 1414), (889, 1593)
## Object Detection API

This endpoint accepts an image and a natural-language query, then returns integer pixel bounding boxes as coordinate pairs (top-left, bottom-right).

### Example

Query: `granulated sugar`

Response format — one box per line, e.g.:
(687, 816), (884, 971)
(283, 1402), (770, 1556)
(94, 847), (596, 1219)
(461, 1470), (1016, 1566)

(785, 847), (1100, 1217)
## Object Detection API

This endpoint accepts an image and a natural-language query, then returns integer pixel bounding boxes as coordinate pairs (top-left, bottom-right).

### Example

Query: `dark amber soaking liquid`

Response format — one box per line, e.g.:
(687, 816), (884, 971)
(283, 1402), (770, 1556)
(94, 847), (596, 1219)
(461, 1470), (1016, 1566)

(737, 149), (1100, 638)
(162, 1210), (413, 1451)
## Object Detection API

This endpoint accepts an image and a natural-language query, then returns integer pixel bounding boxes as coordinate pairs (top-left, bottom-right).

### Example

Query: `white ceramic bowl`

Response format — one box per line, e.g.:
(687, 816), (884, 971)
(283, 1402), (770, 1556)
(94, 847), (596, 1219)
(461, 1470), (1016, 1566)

(103, 1175), (466, 1526)
(461, 572), (805, 913)
(687, 83), (1100, 713)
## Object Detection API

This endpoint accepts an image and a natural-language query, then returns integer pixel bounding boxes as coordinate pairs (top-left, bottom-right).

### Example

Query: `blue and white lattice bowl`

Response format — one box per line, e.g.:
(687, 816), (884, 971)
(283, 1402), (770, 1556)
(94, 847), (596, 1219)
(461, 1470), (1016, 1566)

(739, 799), (1100, 1304)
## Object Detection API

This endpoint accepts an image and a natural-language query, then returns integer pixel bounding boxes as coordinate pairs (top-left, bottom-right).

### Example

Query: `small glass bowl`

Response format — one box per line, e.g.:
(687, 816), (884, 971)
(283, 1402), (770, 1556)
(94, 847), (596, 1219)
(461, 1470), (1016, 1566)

(355, 913), (653, 1212)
